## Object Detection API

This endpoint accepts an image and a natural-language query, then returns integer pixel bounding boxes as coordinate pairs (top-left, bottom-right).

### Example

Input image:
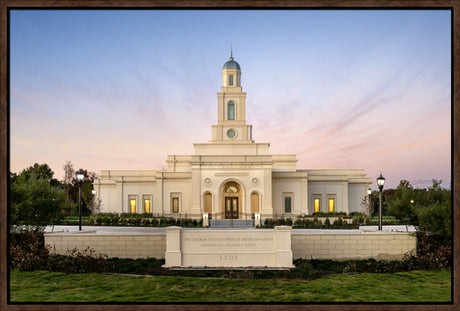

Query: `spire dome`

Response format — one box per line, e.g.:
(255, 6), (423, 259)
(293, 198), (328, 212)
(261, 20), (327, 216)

(223, 50), (241, 70)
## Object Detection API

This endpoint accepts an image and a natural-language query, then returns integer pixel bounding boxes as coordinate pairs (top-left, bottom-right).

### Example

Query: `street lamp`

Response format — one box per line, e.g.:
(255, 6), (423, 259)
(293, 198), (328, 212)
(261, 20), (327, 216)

(91, 189), (96, 214)
(367, 188), (372, 221)
(376, 173), (385, 231)
(76, 169), (85, 231)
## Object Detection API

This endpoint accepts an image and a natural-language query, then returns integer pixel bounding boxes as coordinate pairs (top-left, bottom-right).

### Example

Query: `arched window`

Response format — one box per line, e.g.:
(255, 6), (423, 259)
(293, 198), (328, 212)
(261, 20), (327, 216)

(228, 102), (235, 120)
(204, 192), (212, 214)
(225, 185), (238, 193)
(251, 192), (260, 213)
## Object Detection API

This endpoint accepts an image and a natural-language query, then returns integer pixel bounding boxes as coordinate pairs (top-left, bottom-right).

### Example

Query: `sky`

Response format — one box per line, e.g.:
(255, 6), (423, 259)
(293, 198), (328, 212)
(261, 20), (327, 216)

(9, 9), (451, 189)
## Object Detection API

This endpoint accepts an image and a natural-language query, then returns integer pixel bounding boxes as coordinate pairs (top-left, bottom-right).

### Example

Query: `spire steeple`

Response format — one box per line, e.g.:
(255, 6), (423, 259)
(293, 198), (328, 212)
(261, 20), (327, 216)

(210, 54), (252, 143)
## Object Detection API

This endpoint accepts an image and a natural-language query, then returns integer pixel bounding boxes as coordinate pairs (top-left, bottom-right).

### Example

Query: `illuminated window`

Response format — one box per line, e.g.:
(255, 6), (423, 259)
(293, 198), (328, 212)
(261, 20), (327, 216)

(229, 75), (234, 86)
(172, 198), (179, 213)
(329, 199), (335, 213)
(314, 198), (320, 213)
(225, 185), (238, 193)
(130, 199), (136, 213)
(144, 198), (150, 213)
(171, 195), (180, 213)
(228, 102), (235, 120)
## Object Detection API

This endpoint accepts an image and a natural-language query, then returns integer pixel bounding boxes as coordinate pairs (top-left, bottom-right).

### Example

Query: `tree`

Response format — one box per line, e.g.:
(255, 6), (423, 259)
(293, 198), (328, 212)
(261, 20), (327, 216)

(67, 168), (98, 215)
(387, 179), (451, 241)
(387, 180), (417, 225)
(20, 163), (60, 187)
(360, 195), (372, 220)
(10, 167), (66, 232)
(63, 161), (75, 203)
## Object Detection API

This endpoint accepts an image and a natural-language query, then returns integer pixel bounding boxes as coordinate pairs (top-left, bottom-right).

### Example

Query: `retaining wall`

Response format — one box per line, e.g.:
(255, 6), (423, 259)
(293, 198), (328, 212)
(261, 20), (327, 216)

(45, 232), (166, 259)
(44, 229), (416, 261)
(292, 231), (416, 261)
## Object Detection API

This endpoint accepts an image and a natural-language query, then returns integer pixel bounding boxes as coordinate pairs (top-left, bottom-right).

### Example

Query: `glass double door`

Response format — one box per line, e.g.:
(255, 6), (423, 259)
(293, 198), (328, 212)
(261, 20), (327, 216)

(225, 197), (239, 219)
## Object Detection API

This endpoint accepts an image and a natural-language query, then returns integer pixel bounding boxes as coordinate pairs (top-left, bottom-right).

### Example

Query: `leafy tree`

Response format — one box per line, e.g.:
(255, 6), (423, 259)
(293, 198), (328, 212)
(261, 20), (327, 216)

(387, 179), (451, 241)
(10, 167), (66, 232)
(19, 163), (61, 187)
(387, 180), (417, 225)
(418, 201), (451, 239)
(67, 168), (97, 215)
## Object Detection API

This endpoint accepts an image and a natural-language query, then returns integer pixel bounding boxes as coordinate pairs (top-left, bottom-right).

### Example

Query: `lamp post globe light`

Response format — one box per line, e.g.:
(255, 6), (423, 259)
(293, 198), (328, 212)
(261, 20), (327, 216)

(376, 173), (385, 231)
(76, 169), (85, 231)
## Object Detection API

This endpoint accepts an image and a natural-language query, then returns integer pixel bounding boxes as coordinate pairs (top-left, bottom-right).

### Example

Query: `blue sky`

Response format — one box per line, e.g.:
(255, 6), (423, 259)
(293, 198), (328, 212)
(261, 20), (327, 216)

(10, 9), (451, 189)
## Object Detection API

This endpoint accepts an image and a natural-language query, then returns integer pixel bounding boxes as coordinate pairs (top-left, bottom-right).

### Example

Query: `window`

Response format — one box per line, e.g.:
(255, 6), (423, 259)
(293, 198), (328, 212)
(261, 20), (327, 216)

(171, 193), (181, 213)
(327, 194), (337, 213)
(251, 192), (260, 213)
(204, 192), (212, 214)
(283, 193), (293, 213)
(228, 102), (235, 120)
(129, 197), (137, 213)
(172, 198), (179, 213)
(284, 197), (292, 213)
(229, 75), (233, 86)
(227, 129), (236, 138)
(143, 195), (151, 213)
(314, 198), (320, 213)
(328, 199), (335, 213)
(225, 185), (238, 193)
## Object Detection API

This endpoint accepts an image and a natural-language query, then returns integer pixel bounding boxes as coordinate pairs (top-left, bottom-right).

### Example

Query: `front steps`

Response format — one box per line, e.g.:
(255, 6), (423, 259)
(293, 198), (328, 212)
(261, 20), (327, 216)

(209, 219), (254, 228)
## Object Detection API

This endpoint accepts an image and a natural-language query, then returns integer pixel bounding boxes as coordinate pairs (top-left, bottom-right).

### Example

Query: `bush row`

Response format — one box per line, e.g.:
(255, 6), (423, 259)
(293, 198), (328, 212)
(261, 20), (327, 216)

(261, 214), (402, 229)
(86, 213), (202, 227)
(9, 231), (451, 278)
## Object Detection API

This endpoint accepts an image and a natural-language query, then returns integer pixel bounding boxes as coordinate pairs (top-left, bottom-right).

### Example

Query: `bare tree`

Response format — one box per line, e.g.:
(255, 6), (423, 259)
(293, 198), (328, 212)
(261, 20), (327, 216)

(63, 161), (74, 204)
(360, 196), (373, 221)
(90, 196), (101, 214)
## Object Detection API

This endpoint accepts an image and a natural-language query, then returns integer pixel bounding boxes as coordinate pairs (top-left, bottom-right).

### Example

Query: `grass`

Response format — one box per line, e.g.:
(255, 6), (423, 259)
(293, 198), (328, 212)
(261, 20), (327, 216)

(10, 269), (451, 303)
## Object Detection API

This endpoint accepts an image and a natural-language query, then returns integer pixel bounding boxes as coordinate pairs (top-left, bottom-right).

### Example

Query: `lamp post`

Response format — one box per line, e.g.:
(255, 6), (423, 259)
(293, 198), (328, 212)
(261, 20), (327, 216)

(76, 169), (84, 231)
(367, 188), (372, 221)
(91, 189), (96, 214)
(376, 173), (385, 231)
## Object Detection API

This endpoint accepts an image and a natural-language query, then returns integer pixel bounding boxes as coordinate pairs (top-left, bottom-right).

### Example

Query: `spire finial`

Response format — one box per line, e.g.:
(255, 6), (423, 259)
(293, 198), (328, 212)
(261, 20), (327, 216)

(230, 44), (234, 60)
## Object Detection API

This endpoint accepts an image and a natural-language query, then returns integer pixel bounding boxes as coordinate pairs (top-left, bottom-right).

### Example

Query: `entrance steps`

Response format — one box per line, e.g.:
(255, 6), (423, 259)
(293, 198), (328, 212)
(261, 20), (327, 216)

(210, 219), (254, 228)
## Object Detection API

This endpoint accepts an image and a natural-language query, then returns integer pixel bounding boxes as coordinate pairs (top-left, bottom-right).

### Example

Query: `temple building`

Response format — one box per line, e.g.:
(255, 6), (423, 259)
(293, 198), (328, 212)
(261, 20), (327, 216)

(93, 53), (372, 220)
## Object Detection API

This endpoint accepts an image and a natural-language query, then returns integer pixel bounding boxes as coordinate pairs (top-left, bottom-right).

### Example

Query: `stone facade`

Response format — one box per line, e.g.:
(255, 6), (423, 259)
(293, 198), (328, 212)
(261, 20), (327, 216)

(93, 54), (372, 219)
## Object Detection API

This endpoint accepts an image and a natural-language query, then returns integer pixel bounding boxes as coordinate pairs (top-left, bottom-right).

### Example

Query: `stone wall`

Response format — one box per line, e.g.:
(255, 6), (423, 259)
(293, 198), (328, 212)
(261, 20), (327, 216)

(45, 232), (166, 259)
(292, 231), (416, 261)
(45, 229), (416, 261)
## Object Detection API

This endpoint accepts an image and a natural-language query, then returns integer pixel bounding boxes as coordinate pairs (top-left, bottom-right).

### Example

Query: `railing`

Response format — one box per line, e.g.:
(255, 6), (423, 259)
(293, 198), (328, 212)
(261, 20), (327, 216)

(209, 212), (255, 228)
(209, 212), (255, 220)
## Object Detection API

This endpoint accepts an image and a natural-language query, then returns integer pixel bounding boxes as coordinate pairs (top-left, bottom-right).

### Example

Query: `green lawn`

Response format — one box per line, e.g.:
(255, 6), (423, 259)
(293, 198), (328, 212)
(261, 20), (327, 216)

(10, 269), (451, 303)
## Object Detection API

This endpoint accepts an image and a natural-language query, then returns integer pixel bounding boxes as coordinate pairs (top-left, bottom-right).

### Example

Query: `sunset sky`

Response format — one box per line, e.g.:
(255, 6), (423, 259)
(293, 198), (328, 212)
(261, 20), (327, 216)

(10, 9), (451, 189)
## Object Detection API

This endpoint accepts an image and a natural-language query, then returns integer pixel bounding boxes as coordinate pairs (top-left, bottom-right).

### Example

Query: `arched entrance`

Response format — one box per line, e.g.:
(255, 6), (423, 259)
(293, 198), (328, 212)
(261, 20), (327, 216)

(222, 181), (242, 219)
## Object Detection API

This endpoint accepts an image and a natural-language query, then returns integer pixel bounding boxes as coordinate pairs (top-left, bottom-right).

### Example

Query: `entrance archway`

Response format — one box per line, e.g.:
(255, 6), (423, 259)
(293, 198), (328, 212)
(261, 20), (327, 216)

(221, 181), (242, 219)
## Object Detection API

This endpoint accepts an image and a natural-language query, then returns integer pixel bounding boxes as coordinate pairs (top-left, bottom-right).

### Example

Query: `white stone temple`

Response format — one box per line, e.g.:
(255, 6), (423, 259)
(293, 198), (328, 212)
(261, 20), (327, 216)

(93, 53), (372, 220)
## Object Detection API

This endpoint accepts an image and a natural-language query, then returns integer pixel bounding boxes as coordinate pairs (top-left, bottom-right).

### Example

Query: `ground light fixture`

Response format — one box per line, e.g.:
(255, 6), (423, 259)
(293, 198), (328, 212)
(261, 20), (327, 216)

(376, 173), (385, 231)
(76, 169), (85, 231)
